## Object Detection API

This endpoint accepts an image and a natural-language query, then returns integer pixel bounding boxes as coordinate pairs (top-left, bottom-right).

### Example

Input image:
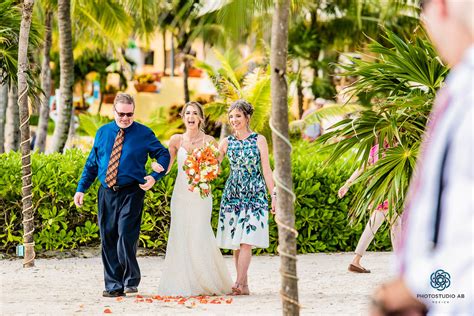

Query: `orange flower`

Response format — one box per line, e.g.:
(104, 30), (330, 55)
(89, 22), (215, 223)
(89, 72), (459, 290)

(104, 308), (112, 314)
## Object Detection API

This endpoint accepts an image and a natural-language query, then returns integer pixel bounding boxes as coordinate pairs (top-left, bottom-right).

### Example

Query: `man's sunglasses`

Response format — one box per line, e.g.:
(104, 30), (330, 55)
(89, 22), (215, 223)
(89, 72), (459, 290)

(115, 109), (134, 118)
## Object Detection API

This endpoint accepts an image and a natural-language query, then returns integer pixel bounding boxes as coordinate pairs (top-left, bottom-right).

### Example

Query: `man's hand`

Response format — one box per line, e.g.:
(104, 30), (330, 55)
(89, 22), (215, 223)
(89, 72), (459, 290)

(139, 175), (156, 191)
(74, 192), (84, 207)
(370, 278), (427, 316)
(151, 162), (165, 173)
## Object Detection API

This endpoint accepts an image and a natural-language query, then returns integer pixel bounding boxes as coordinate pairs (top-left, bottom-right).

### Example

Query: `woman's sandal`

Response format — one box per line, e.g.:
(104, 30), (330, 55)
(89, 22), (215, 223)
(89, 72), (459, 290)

(231, 283), (242, 295)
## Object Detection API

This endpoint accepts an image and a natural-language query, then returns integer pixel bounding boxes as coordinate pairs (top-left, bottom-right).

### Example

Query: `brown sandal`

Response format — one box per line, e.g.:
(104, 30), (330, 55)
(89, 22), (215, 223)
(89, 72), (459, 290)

(348, 263), (371, 273)
(231, 283), (242, 295)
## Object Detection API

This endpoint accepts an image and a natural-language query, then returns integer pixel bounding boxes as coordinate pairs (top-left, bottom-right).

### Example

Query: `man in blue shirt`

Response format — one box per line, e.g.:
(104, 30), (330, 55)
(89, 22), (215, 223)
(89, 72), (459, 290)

(74, 93), (170, 297)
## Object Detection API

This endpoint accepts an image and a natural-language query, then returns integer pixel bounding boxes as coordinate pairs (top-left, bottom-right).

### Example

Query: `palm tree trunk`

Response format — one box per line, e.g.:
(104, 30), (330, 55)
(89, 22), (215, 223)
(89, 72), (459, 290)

(162, 30), (167, 75)
(170, 36), (175, 77)
(50, 0), (73, 152)
(297, 77), (304, 119)
(5, 83), (19, 152)
(35, 9), (53, 152)
(270, 0), (299, 315)
(183, 54), (190, 103)
(17, 0), (36, 268)
(66, 106), (76, 147)
(0, 78), (8, 153)
(219, 122), (232, 139)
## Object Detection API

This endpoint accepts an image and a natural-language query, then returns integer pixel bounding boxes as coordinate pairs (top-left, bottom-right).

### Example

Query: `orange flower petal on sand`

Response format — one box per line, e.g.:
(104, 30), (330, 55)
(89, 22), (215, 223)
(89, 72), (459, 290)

(136, 295), (143, 299)
(115, 297), (123, 302)
(104, 308), (112, 314)
(145, 298), (153, 303)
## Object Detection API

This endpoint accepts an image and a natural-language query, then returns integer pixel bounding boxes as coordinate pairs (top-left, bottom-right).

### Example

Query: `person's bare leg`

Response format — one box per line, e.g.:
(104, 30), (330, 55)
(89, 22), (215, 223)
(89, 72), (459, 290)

(236, 244), (252, 295)
(233, 250), (240, 290)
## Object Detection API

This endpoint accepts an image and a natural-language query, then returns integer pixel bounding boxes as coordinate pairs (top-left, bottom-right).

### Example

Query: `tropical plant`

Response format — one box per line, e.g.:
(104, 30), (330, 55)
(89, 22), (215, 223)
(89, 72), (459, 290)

(0, 0), (41, 152)
(291, 102), (364, 133)
(318, 29), (449, 223)
(1, 143), (393, 255)
(77, 113), (111, 137)
(194, 48), (271, 137)
(134, 73), (155, 84)
(145, 107), (184, 141)
(161, 0), (226, 103)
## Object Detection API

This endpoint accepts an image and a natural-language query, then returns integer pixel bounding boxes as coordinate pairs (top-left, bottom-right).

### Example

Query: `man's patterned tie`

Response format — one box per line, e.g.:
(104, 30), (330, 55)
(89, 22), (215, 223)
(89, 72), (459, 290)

(105, 129), (125, 188)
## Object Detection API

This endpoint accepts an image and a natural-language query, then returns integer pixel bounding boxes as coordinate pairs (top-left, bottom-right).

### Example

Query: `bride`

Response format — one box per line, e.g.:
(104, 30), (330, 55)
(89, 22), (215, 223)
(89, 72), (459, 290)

(152, 101), (232, 296)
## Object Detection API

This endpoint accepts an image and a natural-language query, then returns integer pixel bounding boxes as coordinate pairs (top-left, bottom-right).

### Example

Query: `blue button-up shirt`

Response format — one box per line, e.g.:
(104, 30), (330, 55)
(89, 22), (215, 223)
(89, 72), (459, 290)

(76, 121), (170, 193)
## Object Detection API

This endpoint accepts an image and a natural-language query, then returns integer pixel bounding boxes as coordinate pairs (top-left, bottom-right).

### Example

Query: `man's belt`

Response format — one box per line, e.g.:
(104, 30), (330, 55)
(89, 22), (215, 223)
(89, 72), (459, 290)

(108, 182), (137, 192)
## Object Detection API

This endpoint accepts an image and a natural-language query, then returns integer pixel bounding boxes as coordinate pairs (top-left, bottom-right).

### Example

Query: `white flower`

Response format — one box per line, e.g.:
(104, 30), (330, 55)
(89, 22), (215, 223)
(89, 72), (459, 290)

(189, 169), (195, 175)
(199, 183), (209, 190)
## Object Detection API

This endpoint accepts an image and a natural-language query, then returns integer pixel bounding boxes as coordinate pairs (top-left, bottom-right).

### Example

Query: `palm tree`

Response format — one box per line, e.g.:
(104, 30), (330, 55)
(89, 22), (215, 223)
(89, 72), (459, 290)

(44, 0), (158, 151)
(17, 0), (36, 268)
(5, 84), (19, 152)
(287, 0), (419, 102)
(194, 48), (271, 138)
(1, 0), (22, 153)
(0, 80), (7, 153)
(34, 6), (53, 152)
(0, 0), (22, 82)
(49, 0), (73, 153)
(318, 29), (448, 223)
(270, 0), (299, 314)
(162, 0), (224, 103)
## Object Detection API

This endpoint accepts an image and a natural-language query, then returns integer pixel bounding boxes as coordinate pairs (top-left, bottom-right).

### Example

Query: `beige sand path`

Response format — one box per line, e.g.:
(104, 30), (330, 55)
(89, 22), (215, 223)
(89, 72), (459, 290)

(0, 252), (394, 315)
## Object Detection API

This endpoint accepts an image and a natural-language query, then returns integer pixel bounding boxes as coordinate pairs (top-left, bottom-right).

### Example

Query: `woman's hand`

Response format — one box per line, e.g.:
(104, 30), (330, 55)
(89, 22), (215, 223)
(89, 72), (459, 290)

(271, 195), (276, 215)
(151, 161), (165, 173)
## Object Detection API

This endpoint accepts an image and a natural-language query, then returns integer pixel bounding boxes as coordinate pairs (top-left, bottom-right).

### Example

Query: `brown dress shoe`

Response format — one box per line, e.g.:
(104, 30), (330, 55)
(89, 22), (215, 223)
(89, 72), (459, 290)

(348, 263), (371, 273)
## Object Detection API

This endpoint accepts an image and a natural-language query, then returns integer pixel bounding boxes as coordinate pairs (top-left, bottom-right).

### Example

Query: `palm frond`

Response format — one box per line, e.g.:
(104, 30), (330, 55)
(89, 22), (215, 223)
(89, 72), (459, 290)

(78, 114), (112, 137)
(318, 29), (448, 221)
(203, 101), (229, 123)
(242, 68), (271, 132)
(146, 107), (184, 140)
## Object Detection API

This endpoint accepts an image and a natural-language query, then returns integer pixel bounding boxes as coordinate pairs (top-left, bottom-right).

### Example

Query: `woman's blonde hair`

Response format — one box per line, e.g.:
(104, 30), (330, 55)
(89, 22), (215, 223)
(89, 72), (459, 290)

(181, 101), (206, 130)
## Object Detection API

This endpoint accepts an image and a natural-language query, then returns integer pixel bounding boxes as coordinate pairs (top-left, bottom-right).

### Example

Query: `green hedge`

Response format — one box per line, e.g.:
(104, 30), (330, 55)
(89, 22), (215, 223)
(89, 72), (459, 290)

(0, 142), (391, 255)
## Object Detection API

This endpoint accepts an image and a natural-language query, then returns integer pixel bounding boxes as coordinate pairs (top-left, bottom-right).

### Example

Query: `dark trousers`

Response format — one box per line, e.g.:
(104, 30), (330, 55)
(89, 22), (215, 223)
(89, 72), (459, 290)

(97, 184), (145, 292)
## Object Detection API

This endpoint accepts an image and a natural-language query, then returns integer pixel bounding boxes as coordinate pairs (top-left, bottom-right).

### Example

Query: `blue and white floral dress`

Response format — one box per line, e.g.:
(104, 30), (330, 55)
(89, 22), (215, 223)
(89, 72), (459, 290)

(217, 133), (269, 249)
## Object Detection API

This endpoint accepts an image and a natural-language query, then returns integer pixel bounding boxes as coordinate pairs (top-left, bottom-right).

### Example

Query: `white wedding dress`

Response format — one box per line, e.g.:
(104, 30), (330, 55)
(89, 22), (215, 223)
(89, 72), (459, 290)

(157, 146), (233, 296)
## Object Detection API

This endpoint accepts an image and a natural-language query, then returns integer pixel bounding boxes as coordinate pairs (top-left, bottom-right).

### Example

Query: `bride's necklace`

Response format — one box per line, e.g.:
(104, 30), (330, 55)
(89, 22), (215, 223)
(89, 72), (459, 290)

(184, 131), (203, 145)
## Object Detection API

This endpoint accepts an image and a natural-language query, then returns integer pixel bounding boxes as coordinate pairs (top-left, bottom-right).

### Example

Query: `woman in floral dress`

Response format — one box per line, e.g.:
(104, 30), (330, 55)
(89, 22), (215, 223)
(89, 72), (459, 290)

(217, 99), (276, 295)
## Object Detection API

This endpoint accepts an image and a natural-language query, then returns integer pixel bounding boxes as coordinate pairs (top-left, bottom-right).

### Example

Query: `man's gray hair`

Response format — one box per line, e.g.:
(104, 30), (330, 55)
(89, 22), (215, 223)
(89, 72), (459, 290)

(114, 93), (135, 108)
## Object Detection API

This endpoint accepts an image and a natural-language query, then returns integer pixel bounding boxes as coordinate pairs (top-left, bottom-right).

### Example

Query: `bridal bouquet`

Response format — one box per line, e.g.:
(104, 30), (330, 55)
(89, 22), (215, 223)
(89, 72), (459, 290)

(183, 142), (220, 198)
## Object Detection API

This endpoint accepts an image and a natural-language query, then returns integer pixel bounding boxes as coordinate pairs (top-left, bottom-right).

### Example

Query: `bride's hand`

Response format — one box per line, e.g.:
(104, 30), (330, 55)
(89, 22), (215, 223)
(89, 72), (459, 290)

(151, 161), (165, 173)
(271, 196), (276, 215)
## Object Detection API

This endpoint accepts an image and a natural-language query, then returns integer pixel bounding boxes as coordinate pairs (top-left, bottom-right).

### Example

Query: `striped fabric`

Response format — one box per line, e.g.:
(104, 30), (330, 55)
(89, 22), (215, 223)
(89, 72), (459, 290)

(105, 129), (125, 188)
